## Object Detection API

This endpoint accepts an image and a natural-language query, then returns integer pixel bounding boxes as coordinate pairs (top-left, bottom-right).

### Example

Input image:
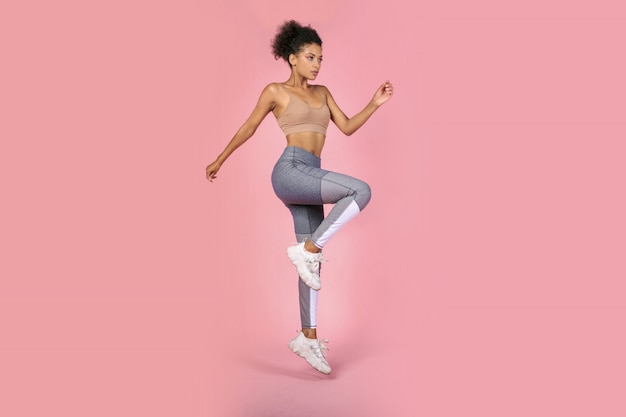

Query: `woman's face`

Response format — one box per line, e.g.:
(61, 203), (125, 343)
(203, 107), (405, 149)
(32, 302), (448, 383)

(290, 43), (323, 80)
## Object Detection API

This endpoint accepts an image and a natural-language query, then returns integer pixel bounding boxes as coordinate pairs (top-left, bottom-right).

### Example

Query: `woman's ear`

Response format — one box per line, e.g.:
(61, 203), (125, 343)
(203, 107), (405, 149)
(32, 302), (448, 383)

(289, 53), (296, 66)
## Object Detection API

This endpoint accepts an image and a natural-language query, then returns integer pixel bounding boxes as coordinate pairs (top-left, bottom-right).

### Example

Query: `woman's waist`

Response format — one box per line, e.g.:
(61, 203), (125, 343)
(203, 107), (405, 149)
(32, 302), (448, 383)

(275, 144), (322, 168)
(285, 133), (325, 158)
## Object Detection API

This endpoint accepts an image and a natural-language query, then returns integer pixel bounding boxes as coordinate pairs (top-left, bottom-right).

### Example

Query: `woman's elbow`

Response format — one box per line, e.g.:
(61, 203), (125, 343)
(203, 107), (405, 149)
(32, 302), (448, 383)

(337, 123), (355, 136)
(239, 124), (257, 139)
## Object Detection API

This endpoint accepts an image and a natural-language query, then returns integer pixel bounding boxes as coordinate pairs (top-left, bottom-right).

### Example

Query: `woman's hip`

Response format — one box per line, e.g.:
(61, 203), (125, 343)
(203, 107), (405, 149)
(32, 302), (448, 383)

(272, 147), (328, 204)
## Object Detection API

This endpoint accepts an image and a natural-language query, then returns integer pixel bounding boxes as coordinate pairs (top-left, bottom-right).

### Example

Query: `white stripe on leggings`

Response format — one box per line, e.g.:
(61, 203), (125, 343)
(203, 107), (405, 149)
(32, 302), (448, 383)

(309, 287), (318, 328)
(313, 199), (361, 248)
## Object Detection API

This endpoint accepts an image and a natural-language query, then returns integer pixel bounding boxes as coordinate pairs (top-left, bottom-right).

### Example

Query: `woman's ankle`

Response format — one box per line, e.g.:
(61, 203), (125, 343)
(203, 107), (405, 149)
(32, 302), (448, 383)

(304, 240), (321, 254)
(302, 328), (317, 339)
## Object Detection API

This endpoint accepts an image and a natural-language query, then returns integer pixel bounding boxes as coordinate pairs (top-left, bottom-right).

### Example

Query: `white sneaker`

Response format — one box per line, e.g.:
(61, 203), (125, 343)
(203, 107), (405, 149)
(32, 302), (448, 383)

(288, 331), (331, 375)
(287, 241), (324, 290)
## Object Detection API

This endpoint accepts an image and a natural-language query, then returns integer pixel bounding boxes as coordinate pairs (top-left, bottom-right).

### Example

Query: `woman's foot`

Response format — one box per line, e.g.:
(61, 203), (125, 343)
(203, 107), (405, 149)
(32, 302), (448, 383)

(287, 241), (323, 290)
(288, 331), (331, 374)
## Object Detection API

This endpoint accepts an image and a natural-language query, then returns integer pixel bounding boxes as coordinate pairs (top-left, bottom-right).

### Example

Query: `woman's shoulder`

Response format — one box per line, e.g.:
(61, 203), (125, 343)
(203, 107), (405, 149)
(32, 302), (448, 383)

(312, 84), (329, 91)
(260, 82), (290, 100)
(263, 82), (287, 93)
(312, 84), (331, 96)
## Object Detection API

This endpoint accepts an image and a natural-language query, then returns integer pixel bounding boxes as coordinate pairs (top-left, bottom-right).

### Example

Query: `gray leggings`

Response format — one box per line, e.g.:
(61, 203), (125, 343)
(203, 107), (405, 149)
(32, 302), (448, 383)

(271, 146), (371, 328)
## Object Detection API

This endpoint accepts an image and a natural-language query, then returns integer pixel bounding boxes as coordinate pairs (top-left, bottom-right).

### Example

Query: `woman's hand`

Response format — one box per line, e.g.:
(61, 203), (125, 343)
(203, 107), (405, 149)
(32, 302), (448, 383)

(372, 80), (394, 107)
(205, 160), (222, 182)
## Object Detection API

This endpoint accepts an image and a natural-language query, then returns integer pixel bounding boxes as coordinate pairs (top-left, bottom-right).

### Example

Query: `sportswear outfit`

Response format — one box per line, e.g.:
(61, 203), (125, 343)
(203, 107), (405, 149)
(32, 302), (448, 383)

(271, 85), (371, 374)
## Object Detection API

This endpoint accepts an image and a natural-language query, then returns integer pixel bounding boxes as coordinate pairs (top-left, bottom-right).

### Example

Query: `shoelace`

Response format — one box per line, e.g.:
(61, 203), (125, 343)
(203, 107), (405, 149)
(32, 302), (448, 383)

(306, 254), (327, 268)
(310, 338), (330, 359)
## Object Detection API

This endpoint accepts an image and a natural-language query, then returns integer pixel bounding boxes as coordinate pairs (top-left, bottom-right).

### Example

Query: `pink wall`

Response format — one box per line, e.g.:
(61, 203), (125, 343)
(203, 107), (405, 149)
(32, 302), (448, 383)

(1, 0), (625, 416)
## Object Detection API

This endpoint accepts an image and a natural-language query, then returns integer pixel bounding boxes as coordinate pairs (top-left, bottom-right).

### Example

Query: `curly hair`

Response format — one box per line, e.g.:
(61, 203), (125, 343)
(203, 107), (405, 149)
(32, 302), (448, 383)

(271, 20), (322, 66)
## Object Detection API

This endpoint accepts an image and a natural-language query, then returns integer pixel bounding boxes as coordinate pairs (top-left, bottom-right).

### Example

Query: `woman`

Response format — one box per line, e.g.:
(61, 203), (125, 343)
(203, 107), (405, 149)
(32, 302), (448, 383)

(205, 20), (393, 374)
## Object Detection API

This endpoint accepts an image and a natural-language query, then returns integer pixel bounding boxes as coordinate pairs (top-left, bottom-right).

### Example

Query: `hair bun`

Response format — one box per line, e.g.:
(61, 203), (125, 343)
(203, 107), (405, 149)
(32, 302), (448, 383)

(271, 20), (322, 66)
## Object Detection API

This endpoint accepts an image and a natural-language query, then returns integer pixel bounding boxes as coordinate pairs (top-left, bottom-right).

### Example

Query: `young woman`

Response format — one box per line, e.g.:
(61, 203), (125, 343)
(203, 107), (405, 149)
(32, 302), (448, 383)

(205, 20), (393, 374)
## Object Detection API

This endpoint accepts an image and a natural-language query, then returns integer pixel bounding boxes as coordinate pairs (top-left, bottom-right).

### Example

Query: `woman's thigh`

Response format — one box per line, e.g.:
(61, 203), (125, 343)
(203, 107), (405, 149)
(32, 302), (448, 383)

(272, 161), (328, 205)
(272, 162), (370, 207)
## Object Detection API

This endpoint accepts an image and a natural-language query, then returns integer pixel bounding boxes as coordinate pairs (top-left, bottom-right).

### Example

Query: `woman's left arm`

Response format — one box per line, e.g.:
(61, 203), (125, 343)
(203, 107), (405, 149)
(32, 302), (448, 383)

(323, 80), (393, 136)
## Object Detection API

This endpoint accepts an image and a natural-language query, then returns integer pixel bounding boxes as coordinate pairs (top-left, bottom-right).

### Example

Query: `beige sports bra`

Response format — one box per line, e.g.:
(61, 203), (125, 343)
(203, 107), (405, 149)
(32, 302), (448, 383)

(276, 87), (331, 136)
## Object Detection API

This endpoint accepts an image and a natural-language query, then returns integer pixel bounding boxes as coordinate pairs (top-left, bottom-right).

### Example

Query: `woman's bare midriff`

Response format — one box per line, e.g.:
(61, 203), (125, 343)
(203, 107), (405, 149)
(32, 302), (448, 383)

(286, 132), (326, 157)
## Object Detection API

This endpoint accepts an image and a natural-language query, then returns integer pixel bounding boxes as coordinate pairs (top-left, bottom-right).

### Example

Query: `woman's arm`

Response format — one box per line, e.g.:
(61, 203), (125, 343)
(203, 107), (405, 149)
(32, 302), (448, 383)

(206, 84), (278, 182)
(323, 81), (393, 136)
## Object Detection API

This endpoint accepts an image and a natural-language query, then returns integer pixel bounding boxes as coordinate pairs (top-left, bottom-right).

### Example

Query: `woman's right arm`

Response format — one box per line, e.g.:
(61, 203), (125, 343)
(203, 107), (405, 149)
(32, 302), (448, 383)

(206, 84), (278, 182)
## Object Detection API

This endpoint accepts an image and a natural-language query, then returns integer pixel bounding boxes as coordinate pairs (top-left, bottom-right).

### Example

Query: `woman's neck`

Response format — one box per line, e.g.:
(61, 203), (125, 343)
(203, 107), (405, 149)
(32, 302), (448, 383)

(285, 71), (310, 89)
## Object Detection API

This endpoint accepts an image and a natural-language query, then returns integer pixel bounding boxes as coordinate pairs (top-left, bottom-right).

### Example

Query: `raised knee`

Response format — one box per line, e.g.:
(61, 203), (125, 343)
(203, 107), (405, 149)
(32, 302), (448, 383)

(355, 181), (371, 210)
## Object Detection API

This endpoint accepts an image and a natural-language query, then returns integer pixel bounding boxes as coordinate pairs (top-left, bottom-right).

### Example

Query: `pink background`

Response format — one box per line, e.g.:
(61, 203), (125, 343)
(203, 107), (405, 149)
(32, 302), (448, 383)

(1, 0), (625, 416)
